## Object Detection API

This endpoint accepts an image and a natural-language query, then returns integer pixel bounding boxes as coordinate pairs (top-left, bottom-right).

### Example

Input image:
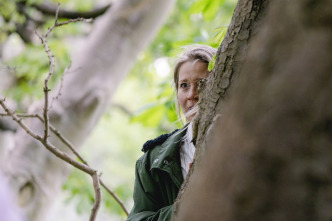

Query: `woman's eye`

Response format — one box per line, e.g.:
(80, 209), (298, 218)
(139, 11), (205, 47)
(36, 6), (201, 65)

(180, 83), (188, 89)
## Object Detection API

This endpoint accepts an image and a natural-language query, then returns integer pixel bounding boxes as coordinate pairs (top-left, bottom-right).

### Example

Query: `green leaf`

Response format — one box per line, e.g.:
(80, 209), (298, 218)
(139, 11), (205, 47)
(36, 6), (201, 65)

(208, 54), (217, 72)
(165, 101), (178, 123)
(190, 0), (209, 14)
(190, 0), (227, 21)
(131, 103), (166, 127)
(203, 0), (227, 21)
(210, 26), (228, 48)
(62, 171), (95, 214)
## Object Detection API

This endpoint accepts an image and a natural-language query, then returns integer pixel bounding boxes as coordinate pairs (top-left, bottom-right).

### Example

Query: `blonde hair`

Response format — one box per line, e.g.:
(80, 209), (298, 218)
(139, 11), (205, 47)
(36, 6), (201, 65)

(173, 45), (217, 123)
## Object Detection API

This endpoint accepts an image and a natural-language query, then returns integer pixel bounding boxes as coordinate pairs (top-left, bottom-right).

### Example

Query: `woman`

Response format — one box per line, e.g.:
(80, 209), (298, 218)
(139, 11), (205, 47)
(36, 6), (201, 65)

(127, 45), (217, 221)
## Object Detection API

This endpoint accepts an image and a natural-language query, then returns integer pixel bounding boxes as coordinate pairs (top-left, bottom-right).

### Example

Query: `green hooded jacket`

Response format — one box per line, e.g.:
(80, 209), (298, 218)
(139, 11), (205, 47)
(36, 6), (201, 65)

(127, 127), (187, 221)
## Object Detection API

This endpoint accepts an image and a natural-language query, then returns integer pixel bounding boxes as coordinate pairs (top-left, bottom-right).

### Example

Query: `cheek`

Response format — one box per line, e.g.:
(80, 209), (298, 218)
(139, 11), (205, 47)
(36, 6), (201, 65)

(177, 92), (187, 110)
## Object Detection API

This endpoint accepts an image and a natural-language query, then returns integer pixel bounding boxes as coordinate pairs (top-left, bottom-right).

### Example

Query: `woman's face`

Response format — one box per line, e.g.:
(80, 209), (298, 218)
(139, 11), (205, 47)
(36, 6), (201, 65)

(177, 60), (209, 121)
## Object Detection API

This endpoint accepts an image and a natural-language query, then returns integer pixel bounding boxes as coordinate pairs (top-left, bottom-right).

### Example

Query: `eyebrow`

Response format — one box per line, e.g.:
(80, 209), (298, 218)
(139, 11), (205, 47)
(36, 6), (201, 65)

(181, 78), (204, 81)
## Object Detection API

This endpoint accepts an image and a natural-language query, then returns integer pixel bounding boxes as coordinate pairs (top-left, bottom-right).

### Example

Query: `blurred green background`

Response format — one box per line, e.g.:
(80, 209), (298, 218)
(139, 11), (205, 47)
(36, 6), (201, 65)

(0, 0), (236, 220)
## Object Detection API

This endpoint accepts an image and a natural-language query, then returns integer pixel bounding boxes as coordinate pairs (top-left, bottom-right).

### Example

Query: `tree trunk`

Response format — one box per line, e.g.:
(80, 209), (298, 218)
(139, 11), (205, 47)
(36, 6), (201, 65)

(193, 0), (270, 160)
(175, 0), (332, 220)
(1, 0), (176, 220)
(174, 0), (269, 213)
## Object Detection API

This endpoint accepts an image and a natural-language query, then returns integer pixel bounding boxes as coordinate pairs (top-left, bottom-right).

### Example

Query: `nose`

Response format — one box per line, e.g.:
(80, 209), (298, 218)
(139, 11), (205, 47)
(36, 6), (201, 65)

(187, 85), (199, 100)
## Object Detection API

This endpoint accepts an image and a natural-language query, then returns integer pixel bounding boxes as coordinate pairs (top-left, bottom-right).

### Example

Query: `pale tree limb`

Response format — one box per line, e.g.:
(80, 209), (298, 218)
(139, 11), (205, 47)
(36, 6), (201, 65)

(0, 3), (129, 217)
(31, 1), (111, 19)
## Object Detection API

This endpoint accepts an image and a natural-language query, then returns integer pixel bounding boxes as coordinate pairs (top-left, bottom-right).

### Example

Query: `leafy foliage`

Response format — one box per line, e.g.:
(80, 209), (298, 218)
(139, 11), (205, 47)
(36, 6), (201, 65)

(63, 170), (95, 214)
(210, 26), (228, 48)
(5, 42), (70, 103)
(1, 1), (92, 107)
(190, 0), (227, 21)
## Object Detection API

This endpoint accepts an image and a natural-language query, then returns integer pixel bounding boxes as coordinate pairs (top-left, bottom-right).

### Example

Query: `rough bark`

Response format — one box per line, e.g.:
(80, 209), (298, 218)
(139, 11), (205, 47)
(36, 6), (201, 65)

(1, 0), (176, 220)
(175, 0), (332, 220)
(174, 0), (269, 213)
(193, 0), (269, 160)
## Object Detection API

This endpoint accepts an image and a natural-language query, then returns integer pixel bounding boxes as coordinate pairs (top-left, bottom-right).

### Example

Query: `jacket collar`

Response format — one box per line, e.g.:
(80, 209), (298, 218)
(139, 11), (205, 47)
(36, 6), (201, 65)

(150, 126), (188, 187)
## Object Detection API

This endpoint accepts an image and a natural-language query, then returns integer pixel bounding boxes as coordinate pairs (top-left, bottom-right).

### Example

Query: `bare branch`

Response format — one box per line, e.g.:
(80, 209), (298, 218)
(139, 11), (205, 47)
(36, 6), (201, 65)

(0, 100), (94, 174)
(0, 99), (102, 221)
(0, 99), (42, 141)
(0, 113), (39, 118)
(35, 2), (93, 144)
(34, 30), (54, 141)
(31, 2), (111, 19)
(0, 111), (129, 215)
(35, 4), (92, 142)
(43, 3), (93, 38)
(100, 180), (129, 215)
(46, 117), (129, 215)
(50, 62), (69, 110)
(90, 172), (102, 221)
(0, 3), (130, 219)
(56, 17), (93, 26)
(33, 5), (101, 220)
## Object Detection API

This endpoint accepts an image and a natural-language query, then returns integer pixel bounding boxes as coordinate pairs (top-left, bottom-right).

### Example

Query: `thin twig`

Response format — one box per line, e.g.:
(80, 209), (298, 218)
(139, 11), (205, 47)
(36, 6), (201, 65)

(0, 100), (93, 174)
(35, 3), (92, 142)
(100, 180), (129, 215)
(37, 4), (100, 220)
(45, 3), (61, 38)
(0, 100), (42, 141)
(0, 99), (102, 220)
(1, 3), (128, 219)
(0, 113), (39, 118)
(43, 3), (93, 38)
(56, 17), (93, 28)
(17, 4), (100, 220)
(0, 111), (129, 215)
(90, 172), (102, 221)
(35, 31), (53, 141)
(41, 117), (128, 214)
(50, 62), (70, 109)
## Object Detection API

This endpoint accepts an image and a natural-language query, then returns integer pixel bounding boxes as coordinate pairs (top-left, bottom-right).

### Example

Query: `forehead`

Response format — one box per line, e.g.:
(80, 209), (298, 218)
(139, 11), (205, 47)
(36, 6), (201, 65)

(178, 61), (209, 81)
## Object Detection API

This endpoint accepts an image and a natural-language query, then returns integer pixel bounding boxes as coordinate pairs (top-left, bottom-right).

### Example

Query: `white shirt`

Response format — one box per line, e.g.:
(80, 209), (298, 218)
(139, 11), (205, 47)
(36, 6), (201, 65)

(179, 123), (195, 179)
